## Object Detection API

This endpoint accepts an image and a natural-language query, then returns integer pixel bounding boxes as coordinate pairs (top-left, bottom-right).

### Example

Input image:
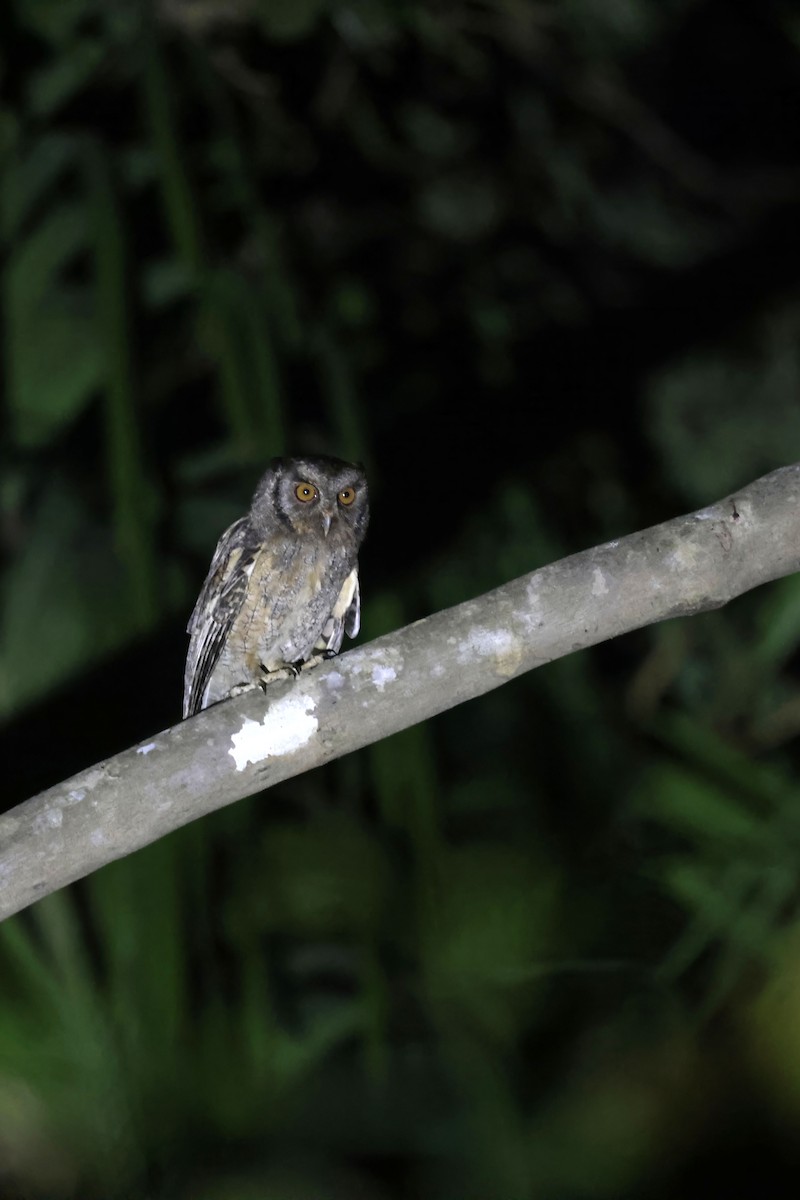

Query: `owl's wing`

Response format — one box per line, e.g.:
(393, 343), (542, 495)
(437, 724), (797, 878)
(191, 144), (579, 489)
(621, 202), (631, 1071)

(183, 516), (258, 718)
(344, 571), (361, 639)
(316, 568), (361, 657)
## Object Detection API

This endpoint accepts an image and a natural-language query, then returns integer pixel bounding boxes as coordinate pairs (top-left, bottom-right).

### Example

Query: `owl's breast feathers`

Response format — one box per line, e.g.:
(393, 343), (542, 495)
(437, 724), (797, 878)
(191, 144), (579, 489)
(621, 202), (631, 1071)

(182, 516), (361, 718)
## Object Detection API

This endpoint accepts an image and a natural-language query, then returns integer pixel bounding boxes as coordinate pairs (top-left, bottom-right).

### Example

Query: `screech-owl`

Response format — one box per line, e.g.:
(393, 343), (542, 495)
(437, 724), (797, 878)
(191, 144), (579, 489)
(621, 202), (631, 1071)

(183, 455), (369, 718)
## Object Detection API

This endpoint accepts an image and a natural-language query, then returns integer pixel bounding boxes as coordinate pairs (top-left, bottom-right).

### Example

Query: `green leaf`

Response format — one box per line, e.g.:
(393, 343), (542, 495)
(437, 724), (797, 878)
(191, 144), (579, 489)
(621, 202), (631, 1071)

(0, 483), (135, 715)
(419, 845), (559, 1044)
(2, 134), (78, 239)
(255, 0), (328, 41)
(631, 763), (773, 850)
(28, 39), (106, 117)
(6, 204), (101, 449)
(249, 815), (393, 938)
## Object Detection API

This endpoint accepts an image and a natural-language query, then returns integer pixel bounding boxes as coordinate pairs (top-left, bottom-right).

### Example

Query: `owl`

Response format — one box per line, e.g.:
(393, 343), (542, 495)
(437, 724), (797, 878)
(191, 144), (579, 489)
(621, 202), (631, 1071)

(183, 455), (369, 718)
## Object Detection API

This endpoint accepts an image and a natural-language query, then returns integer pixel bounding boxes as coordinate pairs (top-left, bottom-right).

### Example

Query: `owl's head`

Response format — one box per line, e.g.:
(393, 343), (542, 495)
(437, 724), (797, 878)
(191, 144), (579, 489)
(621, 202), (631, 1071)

(250, 455), (369, 546)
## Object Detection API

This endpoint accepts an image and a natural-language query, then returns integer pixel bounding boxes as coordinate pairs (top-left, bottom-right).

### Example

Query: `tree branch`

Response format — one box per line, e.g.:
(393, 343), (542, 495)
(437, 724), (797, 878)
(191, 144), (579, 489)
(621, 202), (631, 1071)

(3, 464), (800, 923)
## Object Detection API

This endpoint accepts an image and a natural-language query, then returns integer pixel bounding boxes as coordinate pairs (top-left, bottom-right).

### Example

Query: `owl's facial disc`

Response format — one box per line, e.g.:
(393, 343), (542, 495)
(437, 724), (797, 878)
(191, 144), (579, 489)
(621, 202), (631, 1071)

(292, 477), (335, 536)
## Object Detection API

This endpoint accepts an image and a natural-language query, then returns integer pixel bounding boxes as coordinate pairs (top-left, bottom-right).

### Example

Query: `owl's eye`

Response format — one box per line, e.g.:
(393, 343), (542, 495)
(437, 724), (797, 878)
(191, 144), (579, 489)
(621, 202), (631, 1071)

(338, 487), (356, 506)
(295, 482), (317, 502)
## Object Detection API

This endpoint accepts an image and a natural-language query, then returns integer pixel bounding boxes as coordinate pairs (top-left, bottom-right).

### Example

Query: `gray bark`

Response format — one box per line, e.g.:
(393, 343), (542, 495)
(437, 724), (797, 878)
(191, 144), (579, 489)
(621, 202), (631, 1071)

(2, 463), (800, 922)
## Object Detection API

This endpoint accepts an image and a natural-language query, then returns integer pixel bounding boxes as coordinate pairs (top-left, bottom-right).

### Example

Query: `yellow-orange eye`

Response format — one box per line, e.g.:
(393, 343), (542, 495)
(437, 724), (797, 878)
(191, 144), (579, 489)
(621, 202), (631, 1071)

(338, 487), (356, 506)
(295, 482), (317, 502)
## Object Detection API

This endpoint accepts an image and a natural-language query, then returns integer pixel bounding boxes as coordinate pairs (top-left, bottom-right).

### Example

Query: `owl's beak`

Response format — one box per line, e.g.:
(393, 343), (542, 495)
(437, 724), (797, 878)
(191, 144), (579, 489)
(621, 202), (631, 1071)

(321, 510), (333, 537)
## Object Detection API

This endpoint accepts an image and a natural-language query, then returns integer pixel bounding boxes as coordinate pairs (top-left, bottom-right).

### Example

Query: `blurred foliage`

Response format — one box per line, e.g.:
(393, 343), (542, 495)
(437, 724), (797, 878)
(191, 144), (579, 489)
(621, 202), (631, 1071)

(3, 0), (800, 1195)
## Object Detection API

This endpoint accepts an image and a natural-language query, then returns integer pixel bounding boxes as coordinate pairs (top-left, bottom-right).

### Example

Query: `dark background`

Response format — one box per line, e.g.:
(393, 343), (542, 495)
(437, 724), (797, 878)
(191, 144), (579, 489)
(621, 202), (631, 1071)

(3, 1), (800, 1196)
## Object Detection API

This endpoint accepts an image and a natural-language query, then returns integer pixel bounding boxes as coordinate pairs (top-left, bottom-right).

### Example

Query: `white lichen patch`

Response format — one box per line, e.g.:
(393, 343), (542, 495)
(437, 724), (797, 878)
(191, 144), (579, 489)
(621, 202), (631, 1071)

(229, 692), (318, 772)
(34, 808), (63, 832)
(457, 627), (521, 676)
(666, 542), (702, 571)
(371, 664), (397, 692)
(526, 580), (542, 607)
(591, 567), (609, 597)
(516, 608), (542, 635)
(136, 742), (157, 756)
(0, 813), (19, 841)
(84, 768), (106, 788)
(517, 584), (545, 635)
(90, 829), (108, 847)
(346, 646), (403, 685)
(324, 670), (345, 690)
(66, 766), (106, 797)
(430, 663), (446, 678)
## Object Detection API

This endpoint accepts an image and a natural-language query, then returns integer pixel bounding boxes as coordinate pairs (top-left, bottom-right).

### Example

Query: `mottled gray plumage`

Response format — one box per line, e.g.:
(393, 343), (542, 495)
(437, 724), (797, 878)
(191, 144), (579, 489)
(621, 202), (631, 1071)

(183, 456), (369, 718)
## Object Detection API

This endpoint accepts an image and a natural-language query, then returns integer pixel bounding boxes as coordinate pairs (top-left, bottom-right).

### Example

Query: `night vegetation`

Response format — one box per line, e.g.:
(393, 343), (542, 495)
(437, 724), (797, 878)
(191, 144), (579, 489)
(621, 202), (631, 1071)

(3, 1), (800, 1196)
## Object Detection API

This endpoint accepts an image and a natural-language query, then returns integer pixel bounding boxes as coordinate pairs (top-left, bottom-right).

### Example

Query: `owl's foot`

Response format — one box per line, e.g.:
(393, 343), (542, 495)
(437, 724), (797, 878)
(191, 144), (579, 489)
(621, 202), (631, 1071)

(287, 658), (324, 675)
(257, 659), (324, 688)
(229, 681), (260, 699)
(298, 655), (330, 673)
(258, 662), (302, 688)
